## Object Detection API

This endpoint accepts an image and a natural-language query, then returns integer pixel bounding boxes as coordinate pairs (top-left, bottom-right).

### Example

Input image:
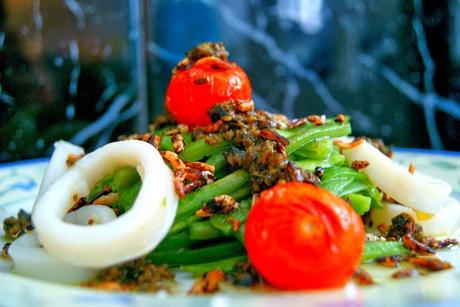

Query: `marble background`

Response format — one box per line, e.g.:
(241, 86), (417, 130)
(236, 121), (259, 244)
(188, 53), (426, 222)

(1, 0), (460, 162)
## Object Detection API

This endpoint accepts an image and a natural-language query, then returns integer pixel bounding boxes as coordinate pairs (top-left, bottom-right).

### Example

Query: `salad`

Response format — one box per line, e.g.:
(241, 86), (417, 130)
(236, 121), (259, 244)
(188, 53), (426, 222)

(2, 42), (459, 294)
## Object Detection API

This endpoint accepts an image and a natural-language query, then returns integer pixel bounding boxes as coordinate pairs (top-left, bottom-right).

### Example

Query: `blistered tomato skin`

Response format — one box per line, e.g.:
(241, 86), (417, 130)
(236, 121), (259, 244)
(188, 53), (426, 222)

(244, 182), (365, 290)
(165, 57), (252, 126)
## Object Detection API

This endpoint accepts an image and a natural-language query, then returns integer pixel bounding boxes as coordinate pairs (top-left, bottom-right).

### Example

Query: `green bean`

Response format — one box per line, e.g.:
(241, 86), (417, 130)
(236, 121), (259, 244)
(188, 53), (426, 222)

(176, 169), (250, 219)
(345, 194), (371, 215)
(277, 116), (350, 139)
(159, 136), (174, 151)
(180, 138), (231, 162)
(112, 167), (140, 191)
(322, 166), (367, 181)
(180, 256), (247, 276)
(154, 232), (195, 252)
(289, 137), (333, 160)
(210, 199), (251, 236)
(321, 166), (383, 211)
(117, 180), (141, 213)
(235, 223), (246, 245)
(169, 215), (200, 235)
(321, 177), (355, 196)
(362, 241), (410, 262)
(148, 240), (245, 266)
(205, 152), (229, 179)
(160, 133), (193, 151)
(295, 152), (345, 172)
(188, 220), (224, 240)
(287, 122), (352, 155)
(87, 170), (118, 200)
(228, 185), (252, 201)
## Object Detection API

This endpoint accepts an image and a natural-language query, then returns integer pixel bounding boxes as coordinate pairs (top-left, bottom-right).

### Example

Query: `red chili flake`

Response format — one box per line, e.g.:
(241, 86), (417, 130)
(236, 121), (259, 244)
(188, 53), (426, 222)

(288, 118), (307, 129)
(123, 133), (160, 149)
(392, 268), (417, 279)
(351, 160), (370, 170)
(162, 151), (216, 197)
(353, 268), (374, 285)
(259, 129), (289, 146)
(409, 257), (453, 271)
(421, 238), (459, 249)
(377, 223), (389, 236)
(377, 256), (400, 268)
(233, 100), (254, 112)
(335, 114), (346, 123)
(161, 151), (186, 170)
(173, 168), (214, 199)
(274, 143), (287, 160)
(171, 134), (185, 154)
(185, 161), (215, 173)
(408, 163), (415, 174)
(66, 153), (83, 167)
(402, 234), (435, 255)
(227, 216), (241, 231)
(387, 213), (423, 240)
(188, 270), (226, 295)
(196, 195), (238, 218)
(307, 115), (326, 126)
(334, 138), (364, 150)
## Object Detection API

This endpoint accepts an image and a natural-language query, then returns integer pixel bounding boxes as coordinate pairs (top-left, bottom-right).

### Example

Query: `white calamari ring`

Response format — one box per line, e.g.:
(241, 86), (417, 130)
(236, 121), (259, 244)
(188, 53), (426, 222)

(342, 140), (451, 214)
(9, 232), (95, 283)
(32, 140), (178, 268)
(36, 140), (85, 201)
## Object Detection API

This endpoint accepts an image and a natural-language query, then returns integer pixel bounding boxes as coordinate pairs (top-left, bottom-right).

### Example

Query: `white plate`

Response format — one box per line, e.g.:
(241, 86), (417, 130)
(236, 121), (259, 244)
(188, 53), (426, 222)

(1, 150), (459, 307)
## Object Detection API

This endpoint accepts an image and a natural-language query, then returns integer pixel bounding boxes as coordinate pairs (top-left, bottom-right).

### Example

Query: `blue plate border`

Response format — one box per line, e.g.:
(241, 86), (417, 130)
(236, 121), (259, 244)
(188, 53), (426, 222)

(393, 147), (460, 157)
(0, 157), (50, 169)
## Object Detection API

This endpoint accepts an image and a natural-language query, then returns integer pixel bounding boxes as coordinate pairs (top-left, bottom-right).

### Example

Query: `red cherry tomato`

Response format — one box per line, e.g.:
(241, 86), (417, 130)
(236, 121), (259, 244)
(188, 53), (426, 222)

(244, 182), (365, 290)
(165, 57), (252, 126)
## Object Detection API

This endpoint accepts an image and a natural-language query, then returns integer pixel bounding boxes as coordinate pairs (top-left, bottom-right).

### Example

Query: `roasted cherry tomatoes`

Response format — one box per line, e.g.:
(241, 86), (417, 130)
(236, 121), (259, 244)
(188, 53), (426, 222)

(165, 56), (252, 126)
(244, 182), (365, 290)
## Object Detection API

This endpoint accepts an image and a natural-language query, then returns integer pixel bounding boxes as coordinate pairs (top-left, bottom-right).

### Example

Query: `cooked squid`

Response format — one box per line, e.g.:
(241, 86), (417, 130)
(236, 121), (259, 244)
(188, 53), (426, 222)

(8, 232), (95, 283)
(342, 140), (452, 214)
(36, 140), (84, 201)
(370, 198), (460, 236)
(64, 205), (117, 225)
(32, 140), (178, 268)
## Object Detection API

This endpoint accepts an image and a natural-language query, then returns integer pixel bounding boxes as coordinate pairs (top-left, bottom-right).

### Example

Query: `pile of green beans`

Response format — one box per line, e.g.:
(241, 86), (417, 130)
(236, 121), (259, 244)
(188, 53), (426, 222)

(88, 118), (403, 274)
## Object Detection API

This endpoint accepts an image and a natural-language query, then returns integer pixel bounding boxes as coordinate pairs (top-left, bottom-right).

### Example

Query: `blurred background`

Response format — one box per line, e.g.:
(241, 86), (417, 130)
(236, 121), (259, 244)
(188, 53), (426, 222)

(1, 0), (460, 163)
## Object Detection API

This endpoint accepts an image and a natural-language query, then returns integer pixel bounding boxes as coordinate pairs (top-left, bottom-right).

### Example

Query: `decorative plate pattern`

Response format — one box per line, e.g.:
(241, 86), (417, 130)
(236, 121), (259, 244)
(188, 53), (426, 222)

(0, 150), (459, 307)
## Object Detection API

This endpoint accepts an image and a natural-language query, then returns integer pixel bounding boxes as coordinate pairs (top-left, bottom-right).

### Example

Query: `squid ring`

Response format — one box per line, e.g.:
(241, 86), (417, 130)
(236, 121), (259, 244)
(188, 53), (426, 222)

(36, 140), (85, 201)
(342, 140), (451, 214)
(9, 232), (95, 283)
(32, 140), (178, 268)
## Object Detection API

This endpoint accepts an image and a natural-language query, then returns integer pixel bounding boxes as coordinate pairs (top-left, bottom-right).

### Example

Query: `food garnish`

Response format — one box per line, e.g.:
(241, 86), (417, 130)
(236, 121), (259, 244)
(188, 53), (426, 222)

(244, 182), (365, 290)
(1, 42), (459, 294)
